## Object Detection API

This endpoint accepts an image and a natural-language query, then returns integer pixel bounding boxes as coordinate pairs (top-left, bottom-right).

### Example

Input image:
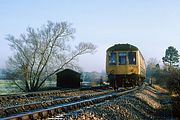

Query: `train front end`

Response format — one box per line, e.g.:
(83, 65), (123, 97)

(106, 44), (145, 88)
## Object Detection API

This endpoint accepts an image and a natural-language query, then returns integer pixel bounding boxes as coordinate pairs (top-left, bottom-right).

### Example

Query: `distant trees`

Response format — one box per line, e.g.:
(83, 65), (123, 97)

(146, 46), (180, 95)
(81, 72), (100, 82)
(5, 21), (96, 92)
(0, 68), (7, 79)
(162, 46), (179, 68)
(146, 58), (160, 84)
(81, 71), (107, 85)
(160, 46), (180, 94)
(146, 58), (159, 78)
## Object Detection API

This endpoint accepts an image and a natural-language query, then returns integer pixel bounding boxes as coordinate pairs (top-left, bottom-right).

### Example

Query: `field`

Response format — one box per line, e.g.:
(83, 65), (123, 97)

(0, 80), (56, 95)
(0, 80), (20, 95)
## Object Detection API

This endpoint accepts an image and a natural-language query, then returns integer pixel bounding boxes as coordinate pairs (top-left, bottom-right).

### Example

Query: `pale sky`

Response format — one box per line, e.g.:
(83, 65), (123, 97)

(0, 0), (180, 72)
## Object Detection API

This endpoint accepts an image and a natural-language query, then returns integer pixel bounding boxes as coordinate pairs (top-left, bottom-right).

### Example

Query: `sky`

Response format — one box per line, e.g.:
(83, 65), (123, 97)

(0, 0), (180, 72)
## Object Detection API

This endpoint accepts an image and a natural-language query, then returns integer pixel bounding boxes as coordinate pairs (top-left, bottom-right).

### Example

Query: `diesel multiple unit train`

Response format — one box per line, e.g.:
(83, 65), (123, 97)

(106, 44), (146, 89)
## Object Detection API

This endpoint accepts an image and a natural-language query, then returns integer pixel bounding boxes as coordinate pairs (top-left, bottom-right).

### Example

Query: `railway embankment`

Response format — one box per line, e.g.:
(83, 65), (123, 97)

(0, 85), (177, 120)
(60, 85), (175, 120)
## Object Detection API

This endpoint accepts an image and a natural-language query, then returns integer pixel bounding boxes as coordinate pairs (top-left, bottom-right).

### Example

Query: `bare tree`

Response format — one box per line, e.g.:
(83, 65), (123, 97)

(6, 21), (96, 92)
(146, 58), (160, 84)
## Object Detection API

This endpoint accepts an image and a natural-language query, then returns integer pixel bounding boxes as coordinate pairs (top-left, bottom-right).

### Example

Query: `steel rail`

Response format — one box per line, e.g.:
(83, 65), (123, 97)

(1, 87), (138, 120)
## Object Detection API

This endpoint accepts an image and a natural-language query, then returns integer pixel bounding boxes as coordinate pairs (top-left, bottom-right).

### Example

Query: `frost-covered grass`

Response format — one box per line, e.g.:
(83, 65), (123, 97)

(0, 79), (56, 95)
(0, 80), (21, 95)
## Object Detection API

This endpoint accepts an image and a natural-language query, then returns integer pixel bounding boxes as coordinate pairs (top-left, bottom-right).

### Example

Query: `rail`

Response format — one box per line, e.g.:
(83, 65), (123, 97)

(1, 87), (139, 120)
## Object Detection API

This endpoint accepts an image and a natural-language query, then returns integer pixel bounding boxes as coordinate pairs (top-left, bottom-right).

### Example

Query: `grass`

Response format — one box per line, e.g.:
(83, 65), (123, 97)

(152, 84), (180, 119)
(0, 80), (21, 95)
(0, 79), (56, 95)
(152, 84), (169, 93)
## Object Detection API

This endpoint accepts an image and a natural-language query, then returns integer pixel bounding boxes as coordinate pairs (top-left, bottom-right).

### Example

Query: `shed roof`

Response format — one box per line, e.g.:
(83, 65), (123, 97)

(56, 69), (81, 75)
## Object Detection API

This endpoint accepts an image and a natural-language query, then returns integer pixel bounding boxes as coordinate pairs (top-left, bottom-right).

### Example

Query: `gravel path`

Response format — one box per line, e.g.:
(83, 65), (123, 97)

(60, 85), (175, 120)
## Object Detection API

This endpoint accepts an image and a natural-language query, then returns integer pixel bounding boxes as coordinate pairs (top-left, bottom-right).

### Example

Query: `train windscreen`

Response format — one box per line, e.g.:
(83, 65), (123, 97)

(128, 52), (136, 64)
(119, 52), (127, 64)
(109, 52), (116, 65)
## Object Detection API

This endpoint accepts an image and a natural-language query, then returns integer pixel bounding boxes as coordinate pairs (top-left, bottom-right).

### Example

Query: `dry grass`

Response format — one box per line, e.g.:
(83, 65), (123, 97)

(152, 84), (180, 119)
(152, 84), (169, 93)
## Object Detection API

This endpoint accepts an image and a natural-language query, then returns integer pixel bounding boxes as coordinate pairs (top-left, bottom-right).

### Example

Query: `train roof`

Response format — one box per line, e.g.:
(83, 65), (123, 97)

(107, 43), (138, 51)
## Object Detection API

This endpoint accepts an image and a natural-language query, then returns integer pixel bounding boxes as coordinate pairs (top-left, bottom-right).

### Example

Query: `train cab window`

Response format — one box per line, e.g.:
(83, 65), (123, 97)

(119, 52), (126, 65)
(109, 52), (117, 65)
(128, 52), (136, 64)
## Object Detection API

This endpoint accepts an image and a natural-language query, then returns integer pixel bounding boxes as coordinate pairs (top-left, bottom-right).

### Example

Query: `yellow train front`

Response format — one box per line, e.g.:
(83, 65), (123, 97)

(106, 44), (146, 88)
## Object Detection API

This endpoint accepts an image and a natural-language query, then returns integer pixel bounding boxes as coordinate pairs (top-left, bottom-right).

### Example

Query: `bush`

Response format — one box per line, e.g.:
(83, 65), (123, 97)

(154, 67), (180, 95)
(167, 68), (180, 95)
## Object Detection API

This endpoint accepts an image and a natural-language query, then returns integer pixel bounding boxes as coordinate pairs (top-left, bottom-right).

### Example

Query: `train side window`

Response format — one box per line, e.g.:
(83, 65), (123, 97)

(119, 52), (126, 65)
(128, 52), (136, 64)
(109, 52), (116, 65)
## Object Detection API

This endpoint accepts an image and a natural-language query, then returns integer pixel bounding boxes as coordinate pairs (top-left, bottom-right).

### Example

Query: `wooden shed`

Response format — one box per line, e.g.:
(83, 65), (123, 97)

(56, 69), (81, 88)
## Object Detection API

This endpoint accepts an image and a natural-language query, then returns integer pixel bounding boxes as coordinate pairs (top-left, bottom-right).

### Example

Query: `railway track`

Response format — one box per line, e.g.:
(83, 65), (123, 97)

(0, 85), (109, 108)
(0, 89), (80, 108)
(0, 86), (140, 120)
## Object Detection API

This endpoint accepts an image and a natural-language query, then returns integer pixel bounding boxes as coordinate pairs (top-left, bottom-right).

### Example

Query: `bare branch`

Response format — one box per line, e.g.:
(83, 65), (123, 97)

(5, 21), (96, 92)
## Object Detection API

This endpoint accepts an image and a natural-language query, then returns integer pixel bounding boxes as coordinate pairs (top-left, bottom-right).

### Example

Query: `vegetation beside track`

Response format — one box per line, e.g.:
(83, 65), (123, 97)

(152, 84), (180, 119)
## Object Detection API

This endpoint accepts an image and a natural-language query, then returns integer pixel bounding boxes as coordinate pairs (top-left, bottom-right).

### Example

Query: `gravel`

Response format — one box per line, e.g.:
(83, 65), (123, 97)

(0, 90), (102, 108)
(59, 85), (175, 120)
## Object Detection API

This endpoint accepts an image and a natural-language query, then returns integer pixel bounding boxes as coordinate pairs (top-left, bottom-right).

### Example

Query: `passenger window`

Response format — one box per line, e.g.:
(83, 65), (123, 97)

(119, 52), (126, 65)
(109, 52), (116, 65)
(128, 52), (136, 64)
